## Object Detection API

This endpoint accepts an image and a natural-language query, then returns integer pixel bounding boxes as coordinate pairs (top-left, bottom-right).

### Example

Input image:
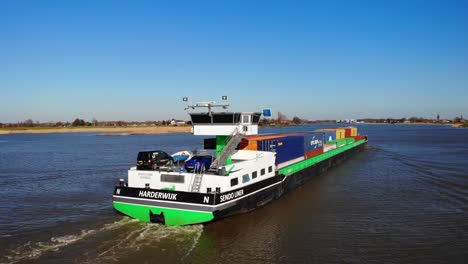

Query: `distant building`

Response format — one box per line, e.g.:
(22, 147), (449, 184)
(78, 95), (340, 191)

(337, 119), (357, 124)
(170, 119), (186, 126)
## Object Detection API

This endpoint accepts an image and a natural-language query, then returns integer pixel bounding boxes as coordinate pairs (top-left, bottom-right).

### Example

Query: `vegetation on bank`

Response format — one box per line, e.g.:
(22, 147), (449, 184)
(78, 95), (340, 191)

(0, 118), (191, 130)
(1, 114), (466, 130)
(258, 113), (467, 127)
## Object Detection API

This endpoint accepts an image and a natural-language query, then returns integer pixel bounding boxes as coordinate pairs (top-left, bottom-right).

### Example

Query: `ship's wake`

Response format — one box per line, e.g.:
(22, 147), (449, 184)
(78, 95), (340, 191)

(374, 147), (468, 211)
(2, 217), (203, 264)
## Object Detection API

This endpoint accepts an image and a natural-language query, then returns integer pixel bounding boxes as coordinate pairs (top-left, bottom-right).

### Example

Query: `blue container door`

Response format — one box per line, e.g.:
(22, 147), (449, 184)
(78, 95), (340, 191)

(324, 131), (336, 142)
(304, 132), (324, 152)
(275, 136), (305, 164)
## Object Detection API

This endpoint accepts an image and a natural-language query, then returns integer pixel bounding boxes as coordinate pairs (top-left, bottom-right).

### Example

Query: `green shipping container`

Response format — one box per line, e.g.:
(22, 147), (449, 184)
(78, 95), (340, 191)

(336, 138), (347, 147)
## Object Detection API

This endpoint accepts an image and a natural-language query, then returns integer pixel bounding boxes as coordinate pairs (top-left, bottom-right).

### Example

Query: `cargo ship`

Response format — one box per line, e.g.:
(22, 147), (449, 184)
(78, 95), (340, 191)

(112, 100), (368, 226)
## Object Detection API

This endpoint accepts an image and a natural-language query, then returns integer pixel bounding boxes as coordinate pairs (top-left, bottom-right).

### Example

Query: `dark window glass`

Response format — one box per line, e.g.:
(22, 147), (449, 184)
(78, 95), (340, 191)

(268, 166), (273, 173)
(261, 168), (265, 176)
(231, 178), (238, 186)
(161, 174), (184, 183)
(213, 113), (234, 123)
(242, 174), (250, 183)
(234, 113), (241, 123)
(190, 113), (212, 124)
(252, 171), (258, 179)
(252, 113), (261, 123)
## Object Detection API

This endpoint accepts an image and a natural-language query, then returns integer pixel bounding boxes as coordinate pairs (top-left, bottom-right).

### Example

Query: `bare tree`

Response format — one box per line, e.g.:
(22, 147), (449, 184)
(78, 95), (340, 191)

(24, 119), (34, 127)
(292, 116), (302, 125)
(277, 112), (288, 124)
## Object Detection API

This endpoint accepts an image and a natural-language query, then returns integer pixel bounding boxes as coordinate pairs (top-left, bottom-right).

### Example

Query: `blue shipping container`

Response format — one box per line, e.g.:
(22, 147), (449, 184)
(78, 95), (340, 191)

(257, 136), (305, 164)
(304, 132), (324, 152)
(323, 131), (336, 142)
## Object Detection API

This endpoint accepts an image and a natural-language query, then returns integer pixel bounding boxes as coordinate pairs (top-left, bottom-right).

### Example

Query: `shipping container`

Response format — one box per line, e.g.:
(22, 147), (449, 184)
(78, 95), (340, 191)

(305, 148), (324, 159)
(315, 129), (336, 142)
(344, 128), (352, 137)
(258, 135), (305, 164)
(344, 127), (358, 137)
(240, 133), (305, 151)
(336, 138), (347, 147)
(304, 132), (324, 153)
(239, 139), (258, 150)
(345, 137), (355, 145)
(324, 143), (337, 152)
(352, 135), (367, 141)
(324, 131), (335, 142)
(336, 128), (346, 139)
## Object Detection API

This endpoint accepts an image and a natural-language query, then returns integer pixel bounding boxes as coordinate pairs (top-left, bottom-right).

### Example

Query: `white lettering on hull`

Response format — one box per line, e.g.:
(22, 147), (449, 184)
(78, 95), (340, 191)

(219, 189), (244, 203)
(138, 190), (178, 201)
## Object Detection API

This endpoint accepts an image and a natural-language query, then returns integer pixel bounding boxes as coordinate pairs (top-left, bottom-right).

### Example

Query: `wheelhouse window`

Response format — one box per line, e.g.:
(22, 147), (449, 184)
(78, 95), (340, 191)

(261, 168), (265, 176)
(231, 178), (238, 187)
(242, 174), (250, 183)
(252, 171), (258, 179)
(268, 166), (273, 173)
(252, 113), (261, 123)
(190, 113), (211, 124)
(213, 113), (234, 123)
(233, 113), (241, 123)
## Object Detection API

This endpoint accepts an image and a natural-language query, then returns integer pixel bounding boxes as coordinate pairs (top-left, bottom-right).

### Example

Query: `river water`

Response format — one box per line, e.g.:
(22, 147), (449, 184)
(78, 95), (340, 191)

(0, 124), (467, 264)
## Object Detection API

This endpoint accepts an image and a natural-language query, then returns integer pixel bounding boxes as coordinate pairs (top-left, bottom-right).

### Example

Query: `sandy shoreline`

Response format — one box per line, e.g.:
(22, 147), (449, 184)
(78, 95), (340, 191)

(1, 123), (465, 135)
(0, 126), (192, 135)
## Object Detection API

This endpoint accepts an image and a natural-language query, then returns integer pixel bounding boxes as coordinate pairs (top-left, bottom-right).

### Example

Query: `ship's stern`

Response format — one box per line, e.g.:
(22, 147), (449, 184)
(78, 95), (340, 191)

(112, 186), (215, 226)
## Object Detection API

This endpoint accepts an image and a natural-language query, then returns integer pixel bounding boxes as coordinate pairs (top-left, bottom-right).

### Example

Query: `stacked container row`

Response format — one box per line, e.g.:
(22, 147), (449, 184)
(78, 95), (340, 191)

(315, 129), (337, 142)
(239, 133), (300, 151)
(257, 135), (305, 164)
(344, 127), (358, 137)
(238, 127), (364, 166)
(316, 127), (358, 141)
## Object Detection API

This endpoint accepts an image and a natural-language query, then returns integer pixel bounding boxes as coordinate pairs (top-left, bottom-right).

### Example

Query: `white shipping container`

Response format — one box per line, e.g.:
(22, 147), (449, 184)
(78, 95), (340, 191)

(324, 144), (337, 152)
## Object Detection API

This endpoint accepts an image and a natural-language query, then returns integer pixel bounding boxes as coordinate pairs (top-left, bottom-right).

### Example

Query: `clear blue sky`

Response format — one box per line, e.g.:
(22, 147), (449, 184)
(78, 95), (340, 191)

(1, 0), (467, 122)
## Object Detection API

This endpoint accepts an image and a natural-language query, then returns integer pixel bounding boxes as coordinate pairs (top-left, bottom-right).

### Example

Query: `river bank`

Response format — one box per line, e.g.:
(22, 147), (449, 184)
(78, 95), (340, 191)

(1, 122), (466, 135)
(0, 126), (191, 135)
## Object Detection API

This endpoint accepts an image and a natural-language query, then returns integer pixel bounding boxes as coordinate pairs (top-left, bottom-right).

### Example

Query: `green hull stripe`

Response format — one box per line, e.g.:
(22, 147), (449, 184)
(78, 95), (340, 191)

(279, 139), (366, 176)
(113, 201), (214, 226)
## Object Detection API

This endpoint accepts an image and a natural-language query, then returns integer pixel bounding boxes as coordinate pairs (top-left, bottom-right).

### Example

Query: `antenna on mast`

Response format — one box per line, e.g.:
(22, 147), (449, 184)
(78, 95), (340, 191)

(183, 96), (230, 115)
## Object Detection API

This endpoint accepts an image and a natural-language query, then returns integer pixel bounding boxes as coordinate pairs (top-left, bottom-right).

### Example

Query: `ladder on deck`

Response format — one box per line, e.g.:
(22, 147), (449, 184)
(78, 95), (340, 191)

(209, 128), (244, 171)
(191, 171), (203, 193)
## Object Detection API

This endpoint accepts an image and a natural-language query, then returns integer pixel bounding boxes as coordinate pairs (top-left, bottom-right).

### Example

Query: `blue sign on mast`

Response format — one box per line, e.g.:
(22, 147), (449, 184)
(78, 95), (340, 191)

(262, 109), (272, 117)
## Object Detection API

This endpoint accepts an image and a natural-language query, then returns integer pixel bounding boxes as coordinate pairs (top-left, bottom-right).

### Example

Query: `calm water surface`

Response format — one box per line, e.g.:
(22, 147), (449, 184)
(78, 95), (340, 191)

(0, 124), (467, 263)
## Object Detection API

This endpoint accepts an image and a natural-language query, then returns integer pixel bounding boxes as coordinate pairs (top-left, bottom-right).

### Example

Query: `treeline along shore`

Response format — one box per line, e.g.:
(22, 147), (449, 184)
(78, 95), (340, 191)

(1, 114), (467, 135)
(0, 118), (192, 135)
(0, 126), (192, 135)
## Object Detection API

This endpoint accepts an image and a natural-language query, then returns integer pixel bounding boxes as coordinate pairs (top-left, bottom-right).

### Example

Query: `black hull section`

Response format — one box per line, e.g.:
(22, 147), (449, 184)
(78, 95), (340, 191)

(213, 142), (367, 221)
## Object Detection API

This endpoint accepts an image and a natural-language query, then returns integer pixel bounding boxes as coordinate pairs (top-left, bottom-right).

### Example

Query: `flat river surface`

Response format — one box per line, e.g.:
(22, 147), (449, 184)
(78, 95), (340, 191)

(0, 124), (467, 263)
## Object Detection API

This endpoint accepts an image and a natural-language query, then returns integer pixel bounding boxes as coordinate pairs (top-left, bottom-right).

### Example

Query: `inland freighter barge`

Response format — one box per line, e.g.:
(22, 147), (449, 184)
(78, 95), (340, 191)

(112, 100), (367, 226)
